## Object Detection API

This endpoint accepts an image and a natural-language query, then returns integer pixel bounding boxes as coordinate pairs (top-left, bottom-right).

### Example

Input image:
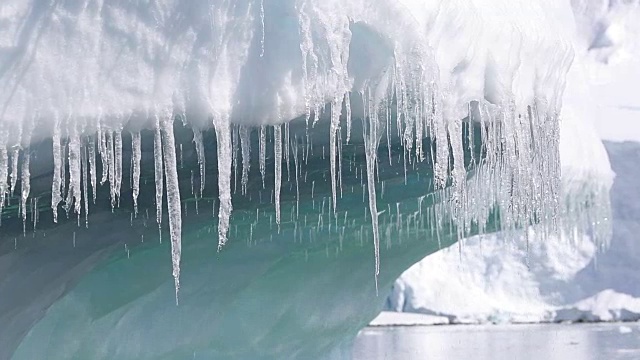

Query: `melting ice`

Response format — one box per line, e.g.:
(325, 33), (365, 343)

(0, 0), (597, 296)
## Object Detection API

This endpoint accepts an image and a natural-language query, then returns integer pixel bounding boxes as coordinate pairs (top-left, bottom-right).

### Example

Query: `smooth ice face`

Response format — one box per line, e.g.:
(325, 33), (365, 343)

(0, 0), (583, 295)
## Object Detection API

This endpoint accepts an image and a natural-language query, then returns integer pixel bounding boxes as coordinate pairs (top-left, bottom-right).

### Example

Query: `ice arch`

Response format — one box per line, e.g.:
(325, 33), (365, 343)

(0, 0), (602, 358)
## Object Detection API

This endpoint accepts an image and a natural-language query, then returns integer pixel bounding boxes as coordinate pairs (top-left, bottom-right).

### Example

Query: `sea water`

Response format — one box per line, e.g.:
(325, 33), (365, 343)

(352, 323), (640, 360)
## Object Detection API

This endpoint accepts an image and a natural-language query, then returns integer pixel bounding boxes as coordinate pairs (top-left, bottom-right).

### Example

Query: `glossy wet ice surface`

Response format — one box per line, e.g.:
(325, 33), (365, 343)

(352, 323), (640, 360)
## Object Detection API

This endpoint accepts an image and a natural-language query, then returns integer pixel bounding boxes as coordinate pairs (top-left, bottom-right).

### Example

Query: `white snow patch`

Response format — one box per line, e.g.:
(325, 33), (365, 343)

(369, 311), (449, 327)
(618, 325), (632, 334)
(557, 290), (640, 323)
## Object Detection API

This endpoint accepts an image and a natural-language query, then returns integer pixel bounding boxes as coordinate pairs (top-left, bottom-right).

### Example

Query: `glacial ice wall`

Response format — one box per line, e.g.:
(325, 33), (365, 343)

(0, 0), (579, 294)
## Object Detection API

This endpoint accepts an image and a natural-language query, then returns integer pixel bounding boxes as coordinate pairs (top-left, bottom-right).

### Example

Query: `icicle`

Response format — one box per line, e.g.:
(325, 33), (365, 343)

(362, 91), (381, 294)
(259, 125), (266, 188)
(106, 131), (116, 209)
(231, 125), (239, 194)
(292, 137), (300, 217)
(0, 134), (7, 219)
(129, 142), (133, 193)
(132, 132), (142, 216)
(159, 115), (182, 304)
(240, 126), (251, 195)
(20, 149), (30, 234)
(51, 117), (62, 223)
(195, 190), (200, 216)
(345, 92), (352, 143)
(274, 124), (282, 225)
(99, 127), (108, 185)
(415, 102), (424, 162)
(338, 133), (343, 198)
(448, 118), (466, 220)
(190, 170), (195, 196)
(153, 116), (165, 242)
(192, 128), (206, 196)
(329, 98), (341, 214)
(9, 147), (19, 197)
(61, 139), (67, 206)
(385, 106), (392, 166)
(88, 136), (97, 203)
(213, 118), (233, 250)
(81, 144), (89, 228)
(32, 197), (39, 234)
(67, 122), (82, 216)
(431, 87), (449, 189)
(284, 123), (290, 181)
(16, 118), (33, 232)
(114, 129), (123, 207)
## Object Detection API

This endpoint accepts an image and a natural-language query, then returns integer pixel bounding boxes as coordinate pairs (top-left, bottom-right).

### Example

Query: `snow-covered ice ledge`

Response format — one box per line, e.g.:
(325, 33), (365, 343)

(0, 0), (582, 294)
(0, 0), (613, 358)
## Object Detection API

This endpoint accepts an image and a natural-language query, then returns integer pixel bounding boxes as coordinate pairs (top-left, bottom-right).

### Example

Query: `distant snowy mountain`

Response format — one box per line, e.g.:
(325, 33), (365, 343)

(386, 0), (640, 324)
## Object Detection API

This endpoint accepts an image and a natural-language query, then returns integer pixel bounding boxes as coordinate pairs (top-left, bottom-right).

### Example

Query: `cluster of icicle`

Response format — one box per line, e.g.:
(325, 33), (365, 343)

(0, 0), (578, 298)
(0, 101), (569, 300)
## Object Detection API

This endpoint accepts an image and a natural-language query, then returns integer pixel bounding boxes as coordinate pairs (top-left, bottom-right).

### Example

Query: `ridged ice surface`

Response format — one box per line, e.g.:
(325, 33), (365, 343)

(0, 0), (592, 294)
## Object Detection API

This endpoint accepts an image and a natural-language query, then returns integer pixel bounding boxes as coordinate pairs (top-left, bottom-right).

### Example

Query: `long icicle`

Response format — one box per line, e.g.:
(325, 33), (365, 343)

(114, 129), (123, 207)
(231, 124), (239, 195)
(292, 137), (300, 217)
(106, 131), (116, 209)
(159, 114), (182, 304)
(363, 90), (381, 294)
(68, 121), (82, 217)
(259, 125), (266, 188)
(51, 116), (62, 223)
(274, 124), (282, 225)
(9, 147), (19, 197)
(329, 98), (340, 214)
(81, 143), (89, 228)
(131, 131), (142, 216)
(345, 92), (352, 143)
(153, 115), (165, 242)
(192, 128), (206, 197)
(213, 118), (233, 249)
(99, 126), (108, 185)
(60, 139), (67, 208)
(282, 123), (289, 183)
(20, 118), (33, 233)
(20, 149), (30, 234)
(0, 132), (8, 221)
(88, 135), (97, 203)
(240, 126), (251, 195)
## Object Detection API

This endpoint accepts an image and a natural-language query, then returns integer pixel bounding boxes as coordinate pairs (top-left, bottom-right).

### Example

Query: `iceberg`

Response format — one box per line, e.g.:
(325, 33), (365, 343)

(0, 0), (595, 358)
